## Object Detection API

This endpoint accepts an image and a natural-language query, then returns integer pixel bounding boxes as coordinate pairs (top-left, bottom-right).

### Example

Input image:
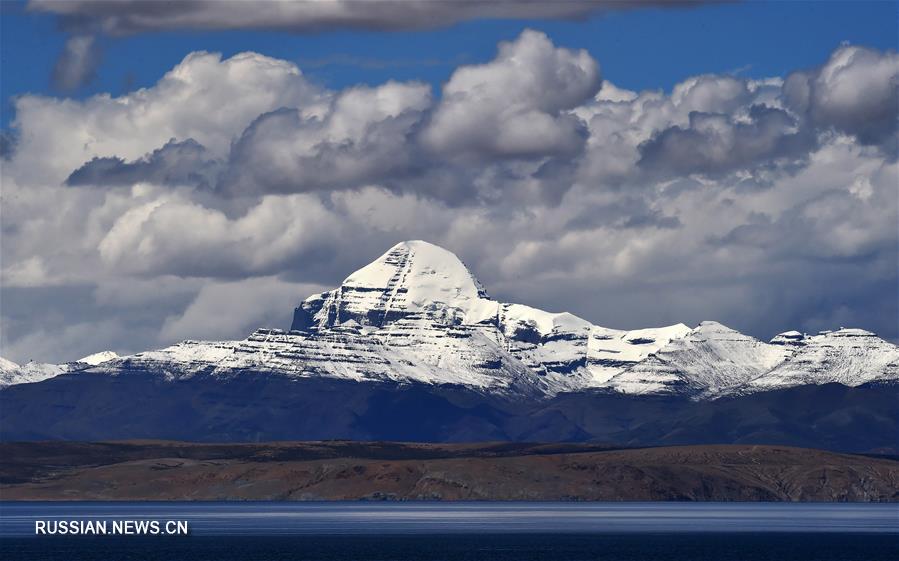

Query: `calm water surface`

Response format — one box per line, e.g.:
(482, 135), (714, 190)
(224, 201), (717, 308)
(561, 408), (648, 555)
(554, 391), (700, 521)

(1, 502), (896, 560)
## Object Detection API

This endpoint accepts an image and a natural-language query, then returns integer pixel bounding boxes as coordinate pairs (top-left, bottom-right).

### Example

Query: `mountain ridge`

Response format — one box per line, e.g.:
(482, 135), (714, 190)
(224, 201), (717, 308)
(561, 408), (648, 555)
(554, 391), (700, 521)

(2, 240), (897, 399)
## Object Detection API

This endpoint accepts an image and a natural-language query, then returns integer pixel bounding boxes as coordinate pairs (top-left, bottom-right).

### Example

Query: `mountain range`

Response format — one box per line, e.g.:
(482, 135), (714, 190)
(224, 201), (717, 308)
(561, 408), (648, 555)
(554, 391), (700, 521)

(0, 351), (119, 388)
(1, 241), (897, 451)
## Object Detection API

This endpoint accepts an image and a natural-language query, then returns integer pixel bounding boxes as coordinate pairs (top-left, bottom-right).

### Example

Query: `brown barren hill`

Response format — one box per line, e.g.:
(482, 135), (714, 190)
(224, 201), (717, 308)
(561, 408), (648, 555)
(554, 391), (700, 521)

(1, 441), (896, 502)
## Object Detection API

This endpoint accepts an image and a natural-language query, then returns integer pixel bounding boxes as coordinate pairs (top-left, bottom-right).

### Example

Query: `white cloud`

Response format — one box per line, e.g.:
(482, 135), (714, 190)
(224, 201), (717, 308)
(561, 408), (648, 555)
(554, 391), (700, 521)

(9, 51), (324, 185)
(161, 277), (326, 342)
(422, 30), (600, 159)
(784, 45), (899, 148)
(2, 33), (897, 364)
(96, 193), (339, 277)
(221, 81), (432, 195)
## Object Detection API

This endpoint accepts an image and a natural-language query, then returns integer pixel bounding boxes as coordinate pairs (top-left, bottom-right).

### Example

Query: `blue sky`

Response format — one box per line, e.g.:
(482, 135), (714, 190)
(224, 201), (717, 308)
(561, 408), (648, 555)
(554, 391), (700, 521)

(2, 1), (897, 129)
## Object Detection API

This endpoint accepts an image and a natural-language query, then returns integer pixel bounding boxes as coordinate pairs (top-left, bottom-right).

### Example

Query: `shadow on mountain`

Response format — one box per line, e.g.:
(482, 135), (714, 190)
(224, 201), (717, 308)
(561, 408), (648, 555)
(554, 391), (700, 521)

(1, 371), (895, 454)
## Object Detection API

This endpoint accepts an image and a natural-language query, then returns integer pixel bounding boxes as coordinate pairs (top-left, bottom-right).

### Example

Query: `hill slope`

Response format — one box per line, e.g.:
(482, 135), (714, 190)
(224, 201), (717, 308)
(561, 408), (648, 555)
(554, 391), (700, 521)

(2, 441), (896, 502)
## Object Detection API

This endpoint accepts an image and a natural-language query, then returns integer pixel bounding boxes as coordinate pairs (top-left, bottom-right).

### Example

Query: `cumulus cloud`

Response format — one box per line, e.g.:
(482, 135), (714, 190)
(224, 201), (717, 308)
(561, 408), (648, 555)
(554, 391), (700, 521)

(2, 32), (898, 364)
(716, 146), (898, 261)
(784, 45), (899, 152)
(637, 105), (815, 177)
(423, 30), (600, 159)
(220, 81), (432, 196)
(67, 138), (219, 188)
(96, 193), (340, 278)
(32, 31), (606, 203)
(8, 50), (323, 186)
(0, 130), (16, 160)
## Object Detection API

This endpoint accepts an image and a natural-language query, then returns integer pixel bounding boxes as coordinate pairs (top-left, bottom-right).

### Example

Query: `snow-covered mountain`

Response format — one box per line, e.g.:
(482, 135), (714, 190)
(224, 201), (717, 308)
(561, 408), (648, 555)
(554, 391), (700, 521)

(0, 359), (67, 388)
(89, 241), (698, 396)
(746, 329), (899, 392)
(0, 351), (119, 388)
(4, 241), (897, 399)
(601, 321), (792, 398)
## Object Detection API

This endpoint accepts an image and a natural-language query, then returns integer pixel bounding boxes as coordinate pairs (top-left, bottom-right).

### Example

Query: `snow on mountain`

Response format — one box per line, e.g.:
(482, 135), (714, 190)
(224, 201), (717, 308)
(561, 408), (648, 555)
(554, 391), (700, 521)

(769, 330), (809, 347)
(0, 360), (67, 388)
(0, 356), (18, 374)
(494, 303), (593, 388)
(292, 241), (498, 331)
(586, 324), (692, 384)
(76, 351), (119, 366)
(283, 240), (706, 393)
(88, 241), (693, 395)
(746, 328), (899, 392)
(602, 321), (792, 397)
(11, 241), (897, 399)
(0, 350), (120, 388)
(120, 320), (542, 395)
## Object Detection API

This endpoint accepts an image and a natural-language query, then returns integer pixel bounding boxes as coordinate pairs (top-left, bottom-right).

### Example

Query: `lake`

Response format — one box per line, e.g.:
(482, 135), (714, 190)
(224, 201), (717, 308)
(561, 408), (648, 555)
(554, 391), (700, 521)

(1, 502), (896, 560)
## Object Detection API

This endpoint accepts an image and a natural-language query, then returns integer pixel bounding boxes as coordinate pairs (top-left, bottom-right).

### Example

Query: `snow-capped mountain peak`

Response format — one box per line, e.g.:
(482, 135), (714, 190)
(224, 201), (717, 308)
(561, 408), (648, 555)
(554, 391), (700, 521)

(344, 240), (487, 302)
(76, 351), (120, 366)
(293, 240), (498, 331)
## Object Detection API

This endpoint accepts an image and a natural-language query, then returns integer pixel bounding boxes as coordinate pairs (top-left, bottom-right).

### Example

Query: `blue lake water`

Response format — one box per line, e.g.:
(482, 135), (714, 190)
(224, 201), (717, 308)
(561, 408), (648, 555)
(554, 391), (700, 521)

(1, 502), (897, 560)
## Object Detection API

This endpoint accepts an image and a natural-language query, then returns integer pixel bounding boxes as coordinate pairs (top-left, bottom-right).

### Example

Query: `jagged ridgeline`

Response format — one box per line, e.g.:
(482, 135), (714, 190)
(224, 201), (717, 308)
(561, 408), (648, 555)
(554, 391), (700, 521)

(1, 241), (897, 449)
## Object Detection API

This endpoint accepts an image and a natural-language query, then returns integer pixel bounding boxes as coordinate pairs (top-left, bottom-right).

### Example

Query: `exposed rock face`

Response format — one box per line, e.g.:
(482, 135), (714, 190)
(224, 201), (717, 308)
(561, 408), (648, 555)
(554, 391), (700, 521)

(288, 241), (661, 389)
(123, 320), (542, 396)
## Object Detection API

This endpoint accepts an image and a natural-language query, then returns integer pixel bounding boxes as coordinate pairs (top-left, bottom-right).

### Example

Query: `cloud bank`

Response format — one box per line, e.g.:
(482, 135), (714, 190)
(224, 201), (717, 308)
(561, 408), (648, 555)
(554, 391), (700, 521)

(2, 31), (897, 363)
